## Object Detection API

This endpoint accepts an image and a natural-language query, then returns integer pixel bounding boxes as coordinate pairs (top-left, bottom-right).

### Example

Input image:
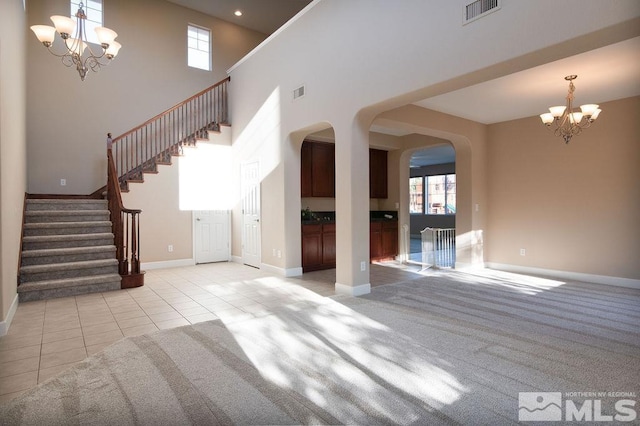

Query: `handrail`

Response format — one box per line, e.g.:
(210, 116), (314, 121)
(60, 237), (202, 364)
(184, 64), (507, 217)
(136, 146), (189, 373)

(113, 77), (230, 141)
(111, 77), (230, 189)
(107, 149), (142, 279)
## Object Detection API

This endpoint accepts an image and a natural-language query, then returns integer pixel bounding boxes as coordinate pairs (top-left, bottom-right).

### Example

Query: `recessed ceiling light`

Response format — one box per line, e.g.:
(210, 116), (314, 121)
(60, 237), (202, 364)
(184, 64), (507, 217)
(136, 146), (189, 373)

(234, 10), (242, 17)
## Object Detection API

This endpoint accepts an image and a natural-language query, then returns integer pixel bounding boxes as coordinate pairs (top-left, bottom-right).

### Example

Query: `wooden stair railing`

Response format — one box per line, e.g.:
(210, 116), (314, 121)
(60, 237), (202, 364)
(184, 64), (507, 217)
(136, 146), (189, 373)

(107, 149), (144, 288)
(112, 76), (230, 190)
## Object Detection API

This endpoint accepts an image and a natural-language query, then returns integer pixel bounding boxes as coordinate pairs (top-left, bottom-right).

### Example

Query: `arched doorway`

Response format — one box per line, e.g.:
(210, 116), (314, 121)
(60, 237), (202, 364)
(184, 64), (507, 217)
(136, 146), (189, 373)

(407, 144), (456, 267)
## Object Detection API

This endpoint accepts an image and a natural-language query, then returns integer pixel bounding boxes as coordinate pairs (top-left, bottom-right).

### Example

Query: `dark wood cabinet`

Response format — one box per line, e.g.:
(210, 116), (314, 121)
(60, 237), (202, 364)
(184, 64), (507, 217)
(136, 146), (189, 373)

(301, 140), (335, 198)
(303, 220), (398, 271)
(301, 141), (387, 199)
(370, 221), (398, 261)
(369, 148), (388, 199)
(302, 223), (336, 272)
(381, 221), (398, 258)
(321, 223), (336, 264)
(370, 222), (383, 260)
(301, 142), (313, 197)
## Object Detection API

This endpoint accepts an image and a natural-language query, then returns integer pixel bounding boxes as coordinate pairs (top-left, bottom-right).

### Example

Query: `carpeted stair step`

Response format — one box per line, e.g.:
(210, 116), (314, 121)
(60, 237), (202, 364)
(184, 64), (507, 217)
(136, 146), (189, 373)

(26, 199), (108, 211)
(20, 259), (119, 283)
(24, 221), (112, 236)
(17, 273), (122, 302)
(21, 245), (117, 266)
(22, 232), (114, 250)
(25, 209), (110, 223)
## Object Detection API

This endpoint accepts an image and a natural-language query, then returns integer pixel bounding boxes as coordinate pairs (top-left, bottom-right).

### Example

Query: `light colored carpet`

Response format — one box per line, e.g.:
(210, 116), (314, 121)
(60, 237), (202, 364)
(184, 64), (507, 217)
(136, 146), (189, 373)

(1, 269), (639, 425)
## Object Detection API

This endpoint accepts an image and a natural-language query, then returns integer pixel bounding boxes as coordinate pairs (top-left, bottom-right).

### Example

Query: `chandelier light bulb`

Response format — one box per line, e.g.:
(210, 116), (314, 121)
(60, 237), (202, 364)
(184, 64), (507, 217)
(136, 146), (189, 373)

(95, 27), (118, 46)
(30, 25), (56, 46)
(31, 2), (122, 81)
(50, 15), (76, 38)
(539, 75), (601, 144)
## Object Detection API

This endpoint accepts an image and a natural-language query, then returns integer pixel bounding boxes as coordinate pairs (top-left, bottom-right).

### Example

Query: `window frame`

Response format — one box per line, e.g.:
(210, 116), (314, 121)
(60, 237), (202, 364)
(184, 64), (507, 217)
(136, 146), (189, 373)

(187, 24), (212, 71)
(409, 173), (456, 216)
(409, 176), (424, 214)
(71, 0), (103, 46)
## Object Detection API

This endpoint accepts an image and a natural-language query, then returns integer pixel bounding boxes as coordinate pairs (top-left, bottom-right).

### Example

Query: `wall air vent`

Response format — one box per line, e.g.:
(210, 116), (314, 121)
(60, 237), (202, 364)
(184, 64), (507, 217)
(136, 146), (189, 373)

(463, 0), (500, 24)
(293, 85), (305, 100)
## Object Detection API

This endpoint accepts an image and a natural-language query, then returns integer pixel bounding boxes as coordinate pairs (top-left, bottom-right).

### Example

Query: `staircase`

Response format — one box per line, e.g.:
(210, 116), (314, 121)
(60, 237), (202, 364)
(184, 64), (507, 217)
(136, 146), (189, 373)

(18, 198), (121, 302)
(112, 77), (230, 192)
(16, 77), (231, 301)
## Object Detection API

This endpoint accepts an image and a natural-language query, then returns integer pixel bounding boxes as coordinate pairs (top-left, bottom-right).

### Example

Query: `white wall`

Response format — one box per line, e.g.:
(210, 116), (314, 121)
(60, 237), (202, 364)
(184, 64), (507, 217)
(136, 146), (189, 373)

(0, 0), (27, 333)
(228, 0), (640, 292)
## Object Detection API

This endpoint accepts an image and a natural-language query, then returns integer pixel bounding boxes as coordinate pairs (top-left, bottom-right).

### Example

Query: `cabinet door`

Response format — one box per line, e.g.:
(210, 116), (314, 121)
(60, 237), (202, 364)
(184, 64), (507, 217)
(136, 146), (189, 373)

(322, 224), (336, 266)
(370, 222), (383, 260)
(302, 233), (323, 269)
(311, 142), (335, 197)
(302, 224), (323, 270)
(369, 149), (388, 199)
(381, 222), (398, 258)
(301, 142), (313, 197)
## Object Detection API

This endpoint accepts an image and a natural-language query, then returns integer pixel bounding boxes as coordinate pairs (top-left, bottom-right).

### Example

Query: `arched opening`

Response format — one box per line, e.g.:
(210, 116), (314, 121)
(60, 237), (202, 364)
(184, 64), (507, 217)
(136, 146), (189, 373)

(407, 144), (456, 267)
(288, 124), (337, 276)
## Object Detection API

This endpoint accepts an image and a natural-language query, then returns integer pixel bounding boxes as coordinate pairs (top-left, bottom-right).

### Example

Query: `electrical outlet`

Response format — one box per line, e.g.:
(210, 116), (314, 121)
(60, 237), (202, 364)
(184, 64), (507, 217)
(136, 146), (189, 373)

(360, 261), (366, 272)
(168, 245), (174, 252)
(277, 250), (281, 258)
(60, 179), (66, 186)
(272, 249), (276, 256)
(520, 248), (526, 256)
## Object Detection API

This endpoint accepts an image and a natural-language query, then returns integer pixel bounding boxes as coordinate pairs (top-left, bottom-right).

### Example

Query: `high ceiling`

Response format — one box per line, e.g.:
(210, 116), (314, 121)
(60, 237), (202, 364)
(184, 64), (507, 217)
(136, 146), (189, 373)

(167, 1), (640, 165)
(166, 0), (312, 35)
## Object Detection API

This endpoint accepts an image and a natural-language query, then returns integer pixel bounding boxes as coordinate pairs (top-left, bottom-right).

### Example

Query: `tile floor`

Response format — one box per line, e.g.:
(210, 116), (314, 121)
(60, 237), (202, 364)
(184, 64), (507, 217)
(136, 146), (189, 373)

(0, 261), (424, 403)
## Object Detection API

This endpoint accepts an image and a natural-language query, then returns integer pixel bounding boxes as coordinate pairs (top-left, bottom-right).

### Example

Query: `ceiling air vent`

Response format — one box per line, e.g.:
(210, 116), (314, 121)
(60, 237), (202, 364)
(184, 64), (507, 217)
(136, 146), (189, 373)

(463, 0), (500, 24)
(293, 85), (305, 100)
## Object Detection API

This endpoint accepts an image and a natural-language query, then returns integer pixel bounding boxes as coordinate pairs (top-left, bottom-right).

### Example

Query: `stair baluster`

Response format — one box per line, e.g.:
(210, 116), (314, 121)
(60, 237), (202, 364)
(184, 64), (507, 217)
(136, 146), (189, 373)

(107, 149), (144, 288)
(111, 76), (230, 191)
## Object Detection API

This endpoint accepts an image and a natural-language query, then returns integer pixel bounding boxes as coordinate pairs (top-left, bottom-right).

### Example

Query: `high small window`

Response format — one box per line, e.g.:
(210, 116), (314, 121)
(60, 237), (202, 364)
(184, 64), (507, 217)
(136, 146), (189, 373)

(71, 0), (103, 45)
(188, 24), (211, 71)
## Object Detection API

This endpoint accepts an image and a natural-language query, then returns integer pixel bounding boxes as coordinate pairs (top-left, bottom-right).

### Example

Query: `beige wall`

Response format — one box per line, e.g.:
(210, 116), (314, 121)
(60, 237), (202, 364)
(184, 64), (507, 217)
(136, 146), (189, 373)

(26, 0), (265, 195)
(120, 161), (193, 264)
(229, 1), (639, 290)
(486, 96), (640, 280)
(0, 0), (27, 331)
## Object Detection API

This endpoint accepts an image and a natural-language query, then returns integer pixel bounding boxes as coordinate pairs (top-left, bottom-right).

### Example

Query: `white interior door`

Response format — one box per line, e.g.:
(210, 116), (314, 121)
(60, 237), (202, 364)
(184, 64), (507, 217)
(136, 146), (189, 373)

(194, 210), (230, 264)
(241, 161), (261, 268)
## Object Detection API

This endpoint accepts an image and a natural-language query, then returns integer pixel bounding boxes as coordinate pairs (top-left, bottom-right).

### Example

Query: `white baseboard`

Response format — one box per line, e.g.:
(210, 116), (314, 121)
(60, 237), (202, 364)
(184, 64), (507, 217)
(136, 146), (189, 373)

(335, 282), (371, 296)
(455, 261), (485, 270)
(231, 255), (242, 264)
(0, 294), (19, 337)
(260, 263), (303, 277)
(485, 263), (640, 289)
(141, 258), (196, 271)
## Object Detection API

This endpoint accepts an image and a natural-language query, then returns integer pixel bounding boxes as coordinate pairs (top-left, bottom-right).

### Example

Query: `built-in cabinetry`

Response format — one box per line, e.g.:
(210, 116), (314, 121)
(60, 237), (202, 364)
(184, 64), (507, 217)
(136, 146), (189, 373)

(370, 220), (398, 261)
(302, 219), (397, 272)
(369, 148), (388, 199)
(301, 141), (335, 197)
(301, 223), (336, 272)
(301, 140), (387, 199)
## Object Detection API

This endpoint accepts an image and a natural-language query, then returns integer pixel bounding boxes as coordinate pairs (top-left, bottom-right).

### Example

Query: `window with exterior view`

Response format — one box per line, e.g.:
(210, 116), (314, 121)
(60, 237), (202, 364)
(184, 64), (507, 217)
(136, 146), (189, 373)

(427, 174), (456, 215)
(409, 177), (423, 214)
(188, 24), (211, 71)
(71, 0), (102, 45)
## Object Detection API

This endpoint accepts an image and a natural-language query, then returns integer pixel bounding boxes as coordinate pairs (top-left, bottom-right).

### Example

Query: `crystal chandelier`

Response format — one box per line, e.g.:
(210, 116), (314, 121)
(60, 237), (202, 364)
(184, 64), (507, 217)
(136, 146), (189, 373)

(30, 2), (121, 81)
(539, 75), (601, 144)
